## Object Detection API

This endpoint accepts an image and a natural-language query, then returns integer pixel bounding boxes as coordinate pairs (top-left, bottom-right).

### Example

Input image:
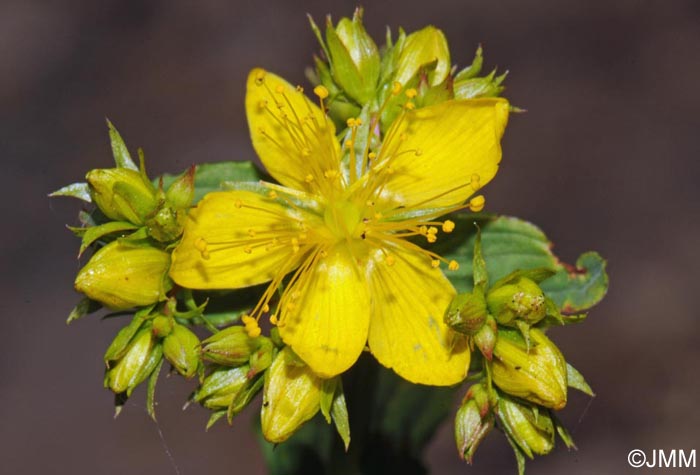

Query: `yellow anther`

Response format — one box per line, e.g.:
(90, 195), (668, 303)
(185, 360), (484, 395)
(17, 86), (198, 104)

(405, 101), (415, 110)
(391, 81), (402, 95)
(324, 170), (339, 179)
(419, 225), (428, 235)
(201, 250), (210, 260)
(194, 237), (208, 252)
(234, 199), (243, 208)
(254, 70), (266, 85)
(269, 314), (278, 325)
(275, 85), (285, 94)
(427, 226), (438, 235)
(292, 290), (301, 300)
(286, 302), (297, 312)
(345, 139), (354, 148)
(469, 195), (486, 212)
(386, 166), (395, 175)
(319, 249), (328, 258)
(386, 255), (396, 266)
(258, 100), (268, 109)
(296, 85), (304, 92)
(448, 260), (460, 271)
(399, 133), (407, 141)
(267, 190), (278, 199)
(414, 148), (423, 156)
(247, 228), (257, 237)
(305, 174), (314, 183)
(405, 88), (418, 99)
(368, 152), (377, 159)
(374, 212), (383, 220)
(355, 118), (363, 126)
(442, 220), (455, 233)
(241, 314), (255, 325)
(313, 85), (329, 99)
(426, 234), (437, 243)
(262, 304), (270, 313)
(244, 246), (253, 254)
(246, 325), (261, 338)
(431, 259), (440, 268)
(365, 200), (375, 207)
(346, 118), (356, 128)
(470, 173), (481, 190)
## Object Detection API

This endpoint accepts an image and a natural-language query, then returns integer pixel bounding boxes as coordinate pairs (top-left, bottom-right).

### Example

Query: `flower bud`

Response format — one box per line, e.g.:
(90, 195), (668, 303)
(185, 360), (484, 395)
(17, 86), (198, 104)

(86, 168), (158, 224)
(248, 337), (274, 377)
(473, 314), (497, 360)
(163, 323), (200, 378)
(497, 395), (555, 457)
(201, 326), (259, 366)
(194, 366), (251, 410)
(487, 277), (546, 326)
(325, 8), (380, 103)
(394, 26), (450, 87)
(74, 240), (171, 310)
(105, 327), (163, 396)
(151, 314), (173, 338)
(261, 347), (322, 443)
(445, 290), (488, 335)
(492, 329), (567, 410)
(164, 165), (195, 210)
(455, 383), (494, 463)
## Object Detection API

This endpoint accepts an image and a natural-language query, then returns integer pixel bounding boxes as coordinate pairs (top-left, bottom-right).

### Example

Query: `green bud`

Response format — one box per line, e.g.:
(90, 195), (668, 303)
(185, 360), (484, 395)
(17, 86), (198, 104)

(163, 323), (200, 378)
(325, 8), (380, 103)
(201, 326), (258, 366)
(74, 240), (171, 310)
(394, 26), (450, 87)
(261, 347), (322, 443)
(249, 337), (274, 377)
(195, 366), (251, 410)
(492, 328), (567, 410)
(455, 383), (494, 463)
(164, 165), (195, 210)
(105, 327), (162, 396)
(445, 290), (488, 335)
(497, 395), (555, 457)
(151, 315), (173, 338)
(86, 168), (157, 224)
(487, 277), (547, 326)
(473, 314), (498, 360)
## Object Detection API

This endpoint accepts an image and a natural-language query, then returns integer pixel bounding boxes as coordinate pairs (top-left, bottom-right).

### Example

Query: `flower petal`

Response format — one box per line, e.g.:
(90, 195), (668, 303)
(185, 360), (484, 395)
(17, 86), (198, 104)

(377, 98), (509, 209)
(246, 68), (341, 192)
(170, 190), (310, 289)
(279, 244), (370, 378)
(368, 246), (471, 386)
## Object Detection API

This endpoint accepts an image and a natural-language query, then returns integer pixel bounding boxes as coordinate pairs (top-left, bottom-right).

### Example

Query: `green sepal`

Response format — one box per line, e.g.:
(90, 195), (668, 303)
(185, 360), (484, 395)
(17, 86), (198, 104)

(103, 312), (148, 363)
(473, 226), (488, 291)
(307, 14), (331, 63)
(454, 45), (483, 81)
(106, 119), (138, 170)
(566, 362), (595, 397)
(66, 297), (101, 324)
(320, 377), (338, 424)
(227, 373), (264, 424)
(206, 410), (228, 430)
(77, 221), (139, 257)
(49, 182), (92, 202)
(454, 69), (507, 99)
(504, 431), (528, 475)
(145, 357), (164, 421)
(330, 379), (351, 451)
(552, 413), (577, 450)
(540, 252), (609, 313)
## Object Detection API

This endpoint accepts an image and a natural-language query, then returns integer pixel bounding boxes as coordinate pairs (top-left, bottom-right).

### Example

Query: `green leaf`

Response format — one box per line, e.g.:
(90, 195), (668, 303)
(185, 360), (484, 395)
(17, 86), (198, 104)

(159, 161), (266, 204)
(106, 120), (138, 170)
(66, 297), (101, 324)
(206, 410), (227, 430)
(49, 182), (92, 202)
(146, 357), (164, 421)
(566, 362), (595, 397)
(540, 252), (609, 313)
(78, 221), (139, 257)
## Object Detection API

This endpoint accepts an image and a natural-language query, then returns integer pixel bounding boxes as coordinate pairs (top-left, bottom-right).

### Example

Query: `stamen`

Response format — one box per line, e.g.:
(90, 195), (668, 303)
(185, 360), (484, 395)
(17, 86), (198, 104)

(391, 81), (402, 95)
(448, 260), (460, 271)
(313, 85), (329, 99)
(442, 220), (455, 233)
(469, 195), (485, 212)
(405, 88), (418, 99)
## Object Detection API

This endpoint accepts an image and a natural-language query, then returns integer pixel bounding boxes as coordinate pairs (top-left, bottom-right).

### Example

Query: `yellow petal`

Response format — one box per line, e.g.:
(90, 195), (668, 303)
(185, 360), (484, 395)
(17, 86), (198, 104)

(279, 244), (370, 378)
(367, 246), (471, 385)
(170, 190), (310, 289)
(246, 68), (341, 193)
(378, 98), (509, 209)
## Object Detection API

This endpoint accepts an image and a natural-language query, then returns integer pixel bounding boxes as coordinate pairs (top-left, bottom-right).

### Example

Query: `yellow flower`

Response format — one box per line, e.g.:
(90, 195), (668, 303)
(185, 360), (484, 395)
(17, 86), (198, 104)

(170, 69), (509, 385)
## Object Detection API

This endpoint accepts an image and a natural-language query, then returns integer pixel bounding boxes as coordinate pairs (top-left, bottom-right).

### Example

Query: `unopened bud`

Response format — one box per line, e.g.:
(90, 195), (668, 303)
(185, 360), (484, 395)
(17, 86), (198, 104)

(497, 395), (555, 457)
(105, 327), (162, 396)
(86, 168), (157, 224)
(75, 240), (171, 310)
(163, 323), (200, 378)
(473, 314), (497, 360)
(151, 315), (173, 338)
(394, 26), (450, 86)
(164, 166), (195, 210)
(261, 347), (322, 443)
(487, 277), (546, 326)
(201, 326), (258, 366)
(492, 328), (567, 409)
(194, 366), (251, 410)
(445, 290), (488, 335)
(455, 383), (494, 463)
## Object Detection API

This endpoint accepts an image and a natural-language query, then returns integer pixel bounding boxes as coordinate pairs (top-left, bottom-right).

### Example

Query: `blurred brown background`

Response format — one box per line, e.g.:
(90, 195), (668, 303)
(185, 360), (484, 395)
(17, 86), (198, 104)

(3, 0), (699, 473)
